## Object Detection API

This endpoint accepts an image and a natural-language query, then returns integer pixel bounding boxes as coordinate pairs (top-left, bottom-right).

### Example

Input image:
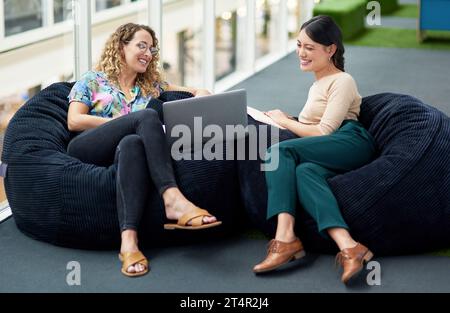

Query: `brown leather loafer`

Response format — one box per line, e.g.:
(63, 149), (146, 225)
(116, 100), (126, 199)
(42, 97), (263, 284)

(335, 243), (374, 284)
(253, 237), (305, 274)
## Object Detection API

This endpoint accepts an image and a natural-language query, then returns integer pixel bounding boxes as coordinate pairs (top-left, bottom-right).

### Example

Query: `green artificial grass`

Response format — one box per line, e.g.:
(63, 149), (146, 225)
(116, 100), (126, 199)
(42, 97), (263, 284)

(314, 0), (367, 12)
(387, 4), (418, 18)
(346, 27), (450, 51)
(431, 248), (450, 257)
(374, 0), (399, 14)
(314, 0), (366, 40)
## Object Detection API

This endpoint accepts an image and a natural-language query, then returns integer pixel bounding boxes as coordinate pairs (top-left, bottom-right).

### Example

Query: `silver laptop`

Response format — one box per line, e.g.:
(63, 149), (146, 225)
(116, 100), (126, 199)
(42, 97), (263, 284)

(163, 89), (248, 152)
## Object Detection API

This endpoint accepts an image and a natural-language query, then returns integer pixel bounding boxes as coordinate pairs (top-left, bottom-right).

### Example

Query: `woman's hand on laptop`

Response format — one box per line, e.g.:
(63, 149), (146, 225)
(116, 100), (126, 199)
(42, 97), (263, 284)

(164, 83), (211, 98)
(194, 89), (212, 97)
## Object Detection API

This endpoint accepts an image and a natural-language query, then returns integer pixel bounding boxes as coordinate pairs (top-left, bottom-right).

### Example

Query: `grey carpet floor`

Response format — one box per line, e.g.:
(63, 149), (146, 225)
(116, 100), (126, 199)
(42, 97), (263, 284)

(1, 218), (450, 293)
(1, 45), (449, 293)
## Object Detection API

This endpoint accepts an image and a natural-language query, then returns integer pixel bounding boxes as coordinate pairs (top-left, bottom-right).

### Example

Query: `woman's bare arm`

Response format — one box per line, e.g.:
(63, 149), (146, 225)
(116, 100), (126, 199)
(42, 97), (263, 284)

(67, 101), (113, 132)
(265, 109), (323, 137)
(280, 119), (323, 137)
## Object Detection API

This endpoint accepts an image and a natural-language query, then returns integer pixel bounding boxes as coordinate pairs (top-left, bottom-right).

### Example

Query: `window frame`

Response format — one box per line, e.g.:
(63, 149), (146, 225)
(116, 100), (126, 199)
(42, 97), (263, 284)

(0, 0), (145, 53)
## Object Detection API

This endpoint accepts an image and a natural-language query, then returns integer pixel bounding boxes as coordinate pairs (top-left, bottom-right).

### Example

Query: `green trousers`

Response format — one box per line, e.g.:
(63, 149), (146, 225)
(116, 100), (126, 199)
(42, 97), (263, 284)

(265, 120), (376, 237)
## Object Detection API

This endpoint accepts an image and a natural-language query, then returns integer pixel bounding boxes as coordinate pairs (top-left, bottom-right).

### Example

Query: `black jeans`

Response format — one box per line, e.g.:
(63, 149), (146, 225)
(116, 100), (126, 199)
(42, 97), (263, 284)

(67, 110), (177, 231)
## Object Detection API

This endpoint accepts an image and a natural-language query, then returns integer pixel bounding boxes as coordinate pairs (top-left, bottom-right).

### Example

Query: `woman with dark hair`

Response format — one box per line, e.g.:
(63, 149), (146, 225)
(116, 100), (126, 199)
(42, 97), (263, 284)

(252, 16), (376, 284)
(67, 23), (221, 277)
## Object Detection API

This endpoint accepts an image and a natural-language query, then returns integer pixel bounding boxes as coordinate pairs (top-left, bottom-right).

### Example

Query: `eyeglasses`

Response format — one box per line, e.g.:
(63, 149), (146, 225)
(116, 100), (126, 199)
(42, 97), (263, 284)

(137, 42), (159, 56)
(125, 41), (159, 56)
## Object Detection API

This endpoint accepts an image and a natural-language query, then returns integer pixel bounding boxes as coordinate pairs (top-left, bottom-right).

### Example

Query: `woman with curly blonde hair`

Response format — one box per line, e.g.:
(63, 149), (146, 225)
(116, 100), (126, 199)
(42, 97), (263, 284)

(66, 23), (221, 277)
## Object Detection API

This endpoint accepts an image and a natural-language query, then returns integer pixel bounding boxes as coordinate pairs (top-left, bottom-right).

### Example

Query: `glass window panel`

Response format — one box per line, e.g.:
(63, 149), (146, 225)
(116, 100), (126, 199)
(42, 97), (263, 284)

(4, 0), (43, 37)
(96, 0), (123, 12)
(288, 0), (301, 40)
(162, 0), (203, 87)
(255, 0), (281, 59)
(54, 0), (73, 23)
(215, 0), (246, 81)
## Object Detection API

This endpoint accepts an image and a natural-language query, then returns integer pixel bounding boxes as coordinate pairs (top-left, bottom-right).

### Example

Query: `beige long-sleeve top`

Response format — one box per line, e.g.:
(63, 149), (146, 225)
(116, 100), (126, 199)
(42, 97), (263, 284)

(298, 72), (361, 135)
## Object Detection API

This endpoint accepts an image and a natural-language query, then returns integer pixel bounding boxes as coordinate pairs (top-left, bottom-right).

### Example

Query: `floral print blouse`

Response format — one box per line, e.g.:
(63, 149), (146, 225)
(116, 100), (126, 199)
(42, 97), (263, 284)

(68, 71), (163, 118)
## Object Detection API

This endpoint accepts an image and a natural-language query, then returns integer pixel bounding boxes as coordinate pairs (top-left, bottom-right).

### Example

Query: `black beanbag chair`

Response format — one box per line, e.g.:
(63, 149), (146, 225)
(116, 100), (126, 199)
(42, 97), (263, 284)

(238, 94), (450, 255)
(4, 83), (450, 256)
(2, 82), (244, 249)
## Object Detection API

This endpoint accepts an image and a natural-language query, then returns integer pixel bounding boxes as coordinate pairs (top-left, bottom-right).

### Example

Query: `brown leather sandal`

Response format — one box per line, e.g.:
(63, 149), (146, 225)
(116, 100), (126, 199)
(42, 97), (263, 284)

(164, 208), (222, 230)
(118, 251), (149, 277)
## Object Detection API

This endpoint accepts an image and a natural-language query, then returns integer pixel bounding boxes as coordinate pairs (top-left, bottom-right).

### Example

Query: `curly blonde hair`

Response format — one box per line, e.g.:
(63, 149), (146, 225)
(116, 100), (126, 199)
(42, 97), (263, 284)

(95, 23), (165, 98)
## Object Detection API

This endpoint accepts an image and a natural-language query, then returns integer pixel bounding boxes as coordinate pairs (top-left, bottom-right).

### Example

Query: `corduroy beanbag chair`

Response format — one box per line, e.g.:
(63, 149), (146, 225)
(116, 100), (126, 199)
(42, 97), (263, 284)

(2, 82), (244, 249)
(238, 94), (450, 255)
(4, 84), (450, 256)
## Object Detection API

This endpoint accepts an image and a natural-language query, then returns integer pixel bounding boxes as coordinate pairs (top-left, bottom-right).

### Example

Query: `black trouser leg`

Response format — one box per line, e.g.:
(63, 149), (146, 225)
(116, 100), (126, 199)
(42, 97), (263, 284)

(114, 135), (151, 231)
(67, 110), (178, 231)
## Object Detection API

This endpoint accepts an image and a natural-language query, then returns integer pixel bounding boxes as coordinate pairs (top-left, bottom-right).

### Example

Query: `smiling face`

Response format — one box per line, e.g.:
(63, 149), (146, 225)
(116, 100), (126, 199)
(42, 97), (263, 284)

(122, 29), (155, 74)
(296, 29), (335, 73)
